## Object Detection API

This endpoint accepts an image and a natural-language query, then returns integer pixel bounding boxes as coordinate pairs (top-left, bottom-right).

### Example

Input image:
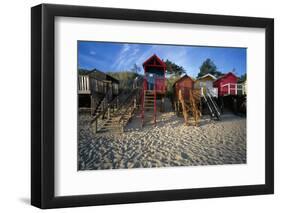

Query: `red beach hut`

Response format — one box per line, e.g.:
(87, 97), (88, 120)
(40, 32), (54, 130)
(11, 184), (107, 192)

(141, 54), (167, 127)
(213, 72), (238, 96)
(142, 54), (166, 93)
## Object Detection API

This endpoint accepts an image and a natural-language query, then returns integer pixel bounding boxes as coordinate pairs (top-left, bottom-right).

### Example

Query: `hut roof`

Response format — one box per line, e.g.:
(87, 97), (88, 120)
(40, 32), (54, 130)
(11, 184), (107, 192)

(79, 69), (119, 84)
(197, 73), (217, 81)
(172, 74), (194, 87)
(142, 54), (166, 69)
(213, 72), (237, 83)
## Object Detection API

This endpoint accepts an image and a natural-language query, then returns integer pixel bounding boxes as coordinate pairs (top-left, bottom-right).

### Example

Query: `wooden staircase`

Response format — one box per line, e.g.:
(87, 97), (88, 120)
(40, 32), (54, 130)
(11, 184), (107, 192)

(141, 90), (157, 127)
(98, 89), (139, 133)
(178, 89), (201, 126)
(91, 96), (105, 118)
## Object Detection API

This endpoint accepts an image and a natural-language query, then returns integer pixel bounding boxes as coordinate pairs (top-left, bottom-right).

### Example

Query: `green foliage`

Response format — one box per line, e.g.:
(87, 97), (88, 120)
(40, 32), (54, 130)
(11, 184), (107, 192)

(166, 76), (181, 97)
(165, 59), (186, 76)
(107, 71), (140, 91)
(130, 63), (141, 74)
(197, 58), (222, 78)
(238, 73), (247, 83)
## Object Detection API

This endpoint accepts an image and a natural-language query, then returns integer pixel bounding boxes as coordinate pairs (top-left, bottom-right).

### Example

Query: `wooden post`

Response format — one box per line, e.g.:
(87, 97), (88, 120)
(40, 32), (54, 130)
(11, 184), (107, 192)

(235, 84), (237, 95)
(92, 120), (98, 134)
(161, 96), (165, 112)
(179, 90), (188, 125)
(90, 95), (93, 115)
(177, 100), (180, 116)
(154, 85), (156, 126)
(107, 104), (110, 118)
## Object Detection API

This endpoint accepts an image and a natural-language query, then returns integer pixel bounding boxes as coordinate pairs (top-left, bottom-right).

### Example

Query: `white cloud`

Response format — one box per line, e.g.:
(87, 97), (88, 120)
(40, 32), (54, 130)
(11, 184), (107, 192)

(89, 50), (96, 55)
(111, 44), (141, 71)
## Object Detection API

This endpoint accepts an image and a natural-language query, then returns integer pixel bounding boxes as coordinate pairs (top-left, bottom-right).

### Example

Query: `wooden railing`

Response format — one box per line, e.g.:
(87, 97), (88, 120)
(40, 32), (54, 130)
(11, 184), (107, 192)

(142, 76), (166, 92)
(155, 77), (166, 92)
(220, 83), (246, 96)
(78, 75), (90, 94)
(200, 87), (218, 97)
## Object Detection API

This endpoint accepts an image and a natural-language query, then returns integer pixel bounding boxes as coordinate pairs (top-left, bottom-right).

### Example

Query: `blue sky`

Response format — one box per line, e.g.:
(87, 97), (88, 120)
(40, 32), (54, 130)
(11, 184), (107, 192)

(78, 41), (246, 78)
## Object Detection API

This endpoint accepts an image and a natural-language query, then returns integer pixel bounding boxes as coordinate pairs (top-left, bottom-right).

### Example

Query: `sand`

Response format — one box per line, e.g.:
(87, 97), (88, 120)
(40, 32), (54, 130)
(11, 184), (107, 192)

(78, 103), (246, 170)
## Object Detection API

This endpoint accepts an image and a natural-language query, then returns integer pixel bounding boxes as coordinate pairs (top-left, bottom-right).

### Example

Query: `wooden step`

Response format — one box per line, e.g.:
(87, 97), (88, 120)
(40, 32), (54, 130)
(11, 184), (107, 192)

(101, 125), (121, 129)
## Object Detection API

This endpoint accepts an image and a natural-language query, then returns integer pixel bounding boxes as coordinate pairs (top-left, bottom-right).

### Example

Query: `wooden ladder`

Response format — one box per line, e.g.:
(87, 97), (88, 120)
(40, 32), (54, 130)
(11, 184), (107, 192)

(141, 89), (157, 127)
(178, 89), (201, 126)
(189, 89), (201, 126)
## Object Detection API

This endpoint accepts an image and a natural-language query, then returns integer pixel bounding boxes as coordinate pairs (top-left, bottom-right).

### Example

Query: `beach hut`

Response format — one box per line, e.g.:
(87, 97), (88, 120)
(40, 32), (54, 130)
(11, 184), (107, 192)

(173, 75), (194, 100)
(78, 69), (119, 115)
(141, 54), (167, 126)
(173, 75), (202, 125)
(242, 80), (247, 95)
(142, 54), (166, 93)
(194, 73), (218, 97)
(213, 72), (238, 96)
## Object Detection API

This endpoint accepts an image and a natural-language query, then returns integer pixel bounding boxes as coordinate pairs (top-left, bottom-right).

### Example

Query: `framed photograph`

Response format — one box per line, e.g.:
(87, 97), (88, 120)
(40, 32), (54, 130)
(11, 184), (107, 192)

(31, 4), (274, 209)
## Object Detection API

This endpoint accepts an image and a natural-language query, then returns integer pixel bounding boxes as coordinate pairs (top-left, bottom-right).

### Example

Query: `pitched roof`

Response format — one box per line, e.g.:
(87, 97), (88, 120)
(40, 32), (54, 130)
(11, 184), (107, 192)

(172, 74), (194, 87)
(214, 72), (237, 83)
(142, 54), (166, 68)
(197, 73), (217, 81)
(79, 69), (119, 83)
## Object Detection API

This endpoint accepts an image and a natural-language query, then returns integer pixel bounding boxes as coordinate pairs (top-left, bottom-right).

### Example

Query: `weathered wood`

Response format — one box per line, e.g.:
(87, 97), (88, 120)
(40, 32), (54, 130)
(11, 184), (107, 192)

(179, 90), (188, 125)
(92, 119), (98, 134)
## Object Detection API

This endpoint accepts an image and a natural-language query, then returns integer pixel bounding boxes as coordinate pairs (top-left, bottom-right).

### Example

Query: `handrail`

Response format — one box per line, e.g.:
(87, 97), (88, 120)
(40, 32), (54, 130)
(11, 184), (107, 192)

(119, 88), (140, 123)
(220, 83), (245, 95)
(206, 88), (221, 118)
(90, 91), (118, 124)
(143, 76), (166, 92)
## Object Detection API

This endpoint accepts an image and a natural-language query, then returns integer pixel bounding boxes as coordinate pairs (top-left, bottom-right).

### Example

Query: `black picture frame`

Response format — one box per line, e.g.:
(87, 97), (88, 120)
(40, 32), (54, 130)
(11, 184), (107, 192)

(31, 3), (274, 209)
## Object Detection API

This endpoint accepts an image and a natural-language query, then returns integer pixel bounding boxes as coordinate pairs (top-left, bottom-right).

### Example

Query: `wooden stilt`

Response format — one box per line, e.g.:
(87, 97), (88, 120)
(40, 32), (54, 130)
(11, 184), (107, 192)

(161, 96), (165, 112)
(92, 119), (98, 134)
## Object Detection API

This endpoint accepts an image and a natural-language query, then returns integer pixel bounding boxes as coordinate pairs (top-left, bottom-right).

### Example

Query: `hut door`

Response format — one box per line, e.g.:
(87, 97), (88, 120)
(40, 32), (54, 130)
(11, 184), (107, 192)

(206, 81), (213, 90)
(147, 73), (155, 90)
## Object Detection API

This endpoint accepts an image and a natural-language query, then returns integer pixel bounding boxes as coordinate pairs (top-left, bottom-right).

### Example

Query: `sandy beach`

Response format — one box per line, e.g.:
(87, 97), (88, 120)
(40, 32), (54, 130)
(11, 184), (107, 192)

(78, 103), (246, 170)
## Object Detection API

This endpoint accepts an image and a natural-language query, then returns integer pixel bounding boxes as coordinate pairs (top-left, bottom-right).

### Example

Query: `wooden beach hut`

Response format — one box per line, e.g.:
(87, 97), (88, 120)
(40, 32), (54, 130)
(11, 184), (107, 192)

(78, 69), (119, 115)
(173, 75), (194, 100)
(213, 72), (238, 96)
(173, 75), (201, 126)
(141, 54), (167, 126)
(213, 72), (247, 115)
(142, 54), (166, 93)
(194, 73), (218, 97)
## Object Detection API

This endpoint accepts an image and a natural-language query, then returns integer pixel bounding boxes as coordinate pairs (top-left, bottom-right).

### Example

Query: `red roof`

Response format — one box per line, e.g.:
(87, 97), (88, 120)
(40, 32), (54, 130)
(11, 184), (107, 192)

(214, 72), (237, 83)
(142, 54), (166, 69)
(172, 75), (194, 87)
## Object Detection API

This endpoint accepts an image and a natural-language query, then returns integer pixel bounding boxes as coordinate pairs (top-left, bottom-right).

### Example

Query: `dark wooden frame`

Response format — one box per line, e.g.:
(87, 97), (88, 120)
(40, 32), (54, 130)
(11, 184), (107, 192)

(31, 3), (274, 209)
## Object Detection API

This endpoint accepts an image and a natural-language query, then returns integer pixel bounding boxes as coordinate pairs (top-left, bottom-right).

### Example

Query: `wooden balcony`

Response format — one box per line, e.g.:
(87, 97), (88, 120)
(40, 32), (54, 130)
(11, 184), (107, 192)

(78, 75), (91, 94)
(220, 83), (246, 96)
(143, 77), (166, 94)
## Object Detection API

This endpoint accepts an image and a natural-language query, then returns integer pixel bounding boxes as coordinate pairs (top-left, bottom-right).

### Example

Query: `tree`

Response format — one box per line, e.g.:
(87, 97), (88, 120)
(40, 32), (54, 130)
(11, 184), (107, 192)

(130, 63), (141, 74)
(238, 73), (247, 82)
(197, 58), (222, 78)
(165, 59), (186, 76)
